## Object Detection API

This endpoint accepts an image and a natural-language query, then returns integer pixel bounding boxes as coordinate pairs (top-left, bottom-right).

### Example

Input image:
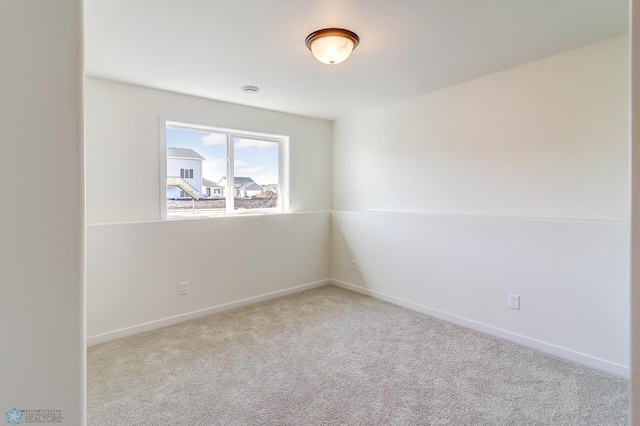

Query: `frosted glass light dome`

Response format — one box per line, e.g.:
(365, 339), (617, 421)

(305, 28), (360, 65)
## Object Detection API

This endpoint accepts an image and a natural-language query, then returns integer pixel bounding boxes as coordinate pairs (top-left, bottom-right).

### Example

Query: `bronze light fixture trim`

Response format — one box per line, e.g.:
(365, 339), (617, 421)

(305, 28), (360, 65)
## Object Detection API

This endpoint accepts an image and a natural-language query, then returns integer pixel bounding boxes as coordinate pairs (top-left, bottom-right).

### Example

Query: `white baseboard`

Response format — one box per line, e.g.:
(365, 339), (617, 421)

(330, 279), (629, 378)
(87, 279), (330, 346)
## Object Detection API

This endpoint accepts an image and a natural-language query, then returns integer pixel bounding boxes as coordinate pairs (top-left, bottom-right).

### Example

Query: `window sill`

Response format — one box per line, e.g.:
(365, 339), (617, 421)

(165, 208), (288, 220)
(86, 211), (332, 226)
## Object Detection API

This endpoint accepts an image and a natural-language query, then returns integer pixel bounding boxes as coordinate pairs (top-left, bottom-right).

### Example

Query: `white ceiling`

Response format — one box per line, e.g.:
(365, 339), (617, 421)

(85, 0), (628, 121)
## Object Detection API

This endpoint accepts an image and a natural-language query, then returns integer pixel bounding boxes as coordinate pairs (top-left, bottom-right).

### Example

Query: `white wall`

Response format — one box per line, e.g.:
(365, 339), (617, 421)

(333, 212), (629, 369)
(0, 1), (84, 424)
(86, 77), (331, 224)
(87, 212), (330, 339)
(85, 78), (332, 340)
(631, 0), (640, 419)
(334, 37), (629, 221)
(332, 36), (630, 373)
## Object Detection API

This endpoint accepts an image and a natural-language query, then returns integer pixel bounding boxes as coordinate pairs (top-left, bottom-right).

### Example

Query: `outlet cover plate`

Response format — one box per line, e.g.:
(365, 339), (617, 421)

(508, 294), (520, 310)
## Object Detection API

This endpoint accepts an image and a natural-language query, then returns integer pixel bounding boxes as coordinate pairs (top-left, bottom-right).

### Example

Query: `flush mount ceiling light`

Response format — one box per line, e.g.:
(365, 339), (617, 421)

(305, 28), (359, 65)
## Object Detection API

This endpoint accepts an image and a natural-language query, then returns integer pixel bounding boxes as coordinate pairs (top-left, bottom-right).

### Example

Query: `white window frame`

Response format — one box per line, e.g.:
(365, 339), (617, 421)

(160, 118), (290, 219)
(180, 168), (194, 179)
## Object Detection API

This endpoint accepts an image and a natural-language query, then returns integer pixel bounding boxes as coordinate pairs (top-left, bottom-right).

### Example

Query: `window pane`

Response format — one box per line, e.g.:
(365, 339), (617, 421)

(233, 137), (279, 210)
(166, 127), (227, 217)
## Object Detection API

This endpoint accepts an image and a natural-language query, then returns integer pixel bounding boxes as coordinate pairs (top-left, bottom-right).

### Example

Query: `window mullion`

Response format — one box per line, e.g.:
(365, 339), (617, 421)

(226, 133), (234, 213)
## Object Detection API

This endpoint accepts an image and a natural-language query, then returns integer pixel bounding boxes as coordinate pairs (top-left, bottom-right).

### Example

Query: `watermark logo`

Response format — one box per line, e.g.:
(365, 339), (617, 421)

(5, 409), (23, 425)
(4, 409), (62, 424)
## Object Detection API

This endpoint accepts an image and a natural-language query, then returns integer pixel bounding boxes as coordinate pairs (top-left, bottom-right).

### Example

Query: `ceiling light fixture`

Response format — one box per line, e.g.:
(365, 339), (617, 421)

(305, 28), (359, 65)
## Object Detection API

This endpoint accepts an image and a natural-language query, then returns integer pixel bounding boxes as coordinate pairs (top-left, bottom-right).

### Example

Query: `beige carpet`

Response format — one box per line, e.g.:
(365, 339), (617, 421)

(87, 285), (629, 425)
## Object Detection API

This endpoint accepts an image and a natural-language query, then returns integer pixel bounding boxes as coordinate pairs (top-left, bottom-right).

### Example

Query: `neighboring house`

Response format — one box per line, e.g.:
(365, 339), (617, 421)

(238, 181), (263, 198)
(218, 176), (264, 198)
(167, 147), (204, 199)
(262, 184), (278, 194)
(202, 178), (224, 198)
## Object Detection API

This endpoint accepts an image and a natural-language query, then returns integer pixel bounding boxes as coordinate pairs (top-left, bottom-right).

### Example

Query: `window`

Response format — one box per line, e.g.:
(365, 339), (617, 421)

(163, 120), (289, 218)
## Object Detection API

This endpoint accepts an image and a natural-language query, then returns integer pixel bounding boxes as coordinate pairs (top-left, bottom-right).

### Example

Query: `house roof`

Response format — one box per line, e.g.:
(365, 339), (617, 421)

(218, 176), (261, 189)
(222, 176), (256, 188)
(234, 177), (255, 185)
(239, 182), (263, 191)
(202, 178), (222, 188)
(167, 147), (204, 160)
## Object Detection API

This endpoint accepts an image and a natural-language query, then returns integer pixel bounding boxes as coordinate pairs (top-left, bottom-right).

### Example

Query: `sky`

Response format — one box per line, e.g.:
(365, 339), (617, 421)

(166, 127), (279, 185)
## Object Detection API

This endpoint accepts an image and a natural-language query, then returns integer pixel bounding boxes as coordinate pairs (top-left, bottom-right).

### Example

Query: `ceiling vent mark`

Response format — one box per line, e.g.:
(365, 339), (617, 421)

(241, 85), (260, 94)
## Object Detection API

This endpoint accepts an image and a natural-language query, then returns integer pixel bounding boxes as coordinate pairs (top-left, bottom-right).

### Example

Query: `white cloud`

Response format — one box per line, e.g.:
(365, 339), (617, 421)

(238, 166), (264, 174)
(233, 159), (278, 184)
(201, 132), (226, 146)
(202, 158), (226, 182)
(202, 159), (277, 185)
(235, 138), (277, 149)
(253, 170), (278, 185)
(234, 160), (264, 174)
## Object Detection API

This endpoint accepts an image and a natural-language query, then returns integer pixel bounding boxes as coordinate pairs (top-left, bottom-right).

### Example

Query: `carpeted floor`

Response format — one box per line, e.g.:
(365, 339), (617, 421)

(87, 285), (629, 425)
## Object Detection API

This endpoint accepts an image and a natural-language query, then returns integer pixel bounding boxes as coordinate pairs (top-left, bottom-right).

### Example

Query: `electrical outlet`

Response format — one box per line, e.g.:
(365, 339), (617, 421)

(350, 260), (356, 270)
(508, 294), (520, 310)
(179, 281), (189, 295)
